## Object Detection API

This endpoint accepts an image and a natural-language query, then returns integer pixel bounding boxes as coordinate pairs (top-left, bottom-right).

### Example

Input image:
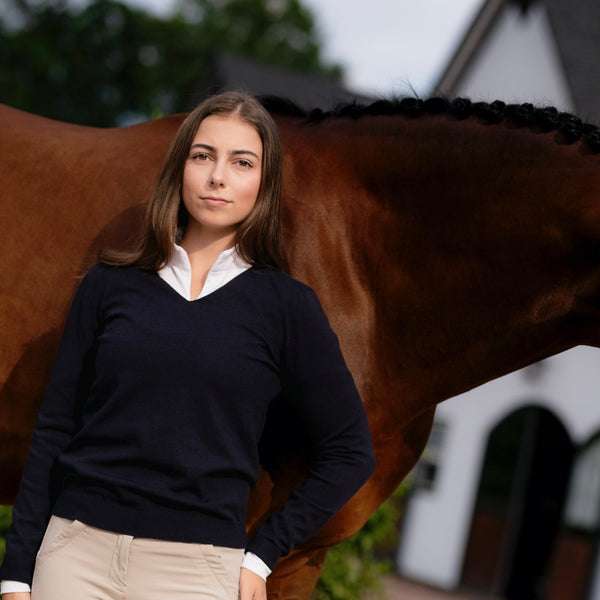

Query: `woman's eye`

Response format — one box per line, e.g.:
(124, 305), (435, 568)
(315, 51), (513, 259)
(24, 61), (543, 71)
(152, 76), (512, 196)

(191, 152), (209, 161)
(236, 159), (252, 168)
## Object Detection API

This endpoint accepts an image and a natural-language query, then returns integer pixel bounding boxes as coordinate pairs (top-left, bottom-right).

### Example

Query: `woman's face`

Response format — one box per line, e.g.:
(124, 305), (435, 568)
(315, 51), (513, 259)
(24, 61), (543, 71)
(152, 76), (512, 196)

(181, 114), (263, 240)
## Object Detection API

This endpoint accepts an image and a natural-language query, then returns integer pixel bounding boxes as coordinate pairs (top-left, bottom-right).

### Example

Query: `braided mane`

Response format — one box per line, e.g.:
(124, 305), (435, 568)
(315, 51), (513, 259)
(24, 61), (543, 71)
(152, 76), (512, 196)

(260, 96), (600, 154)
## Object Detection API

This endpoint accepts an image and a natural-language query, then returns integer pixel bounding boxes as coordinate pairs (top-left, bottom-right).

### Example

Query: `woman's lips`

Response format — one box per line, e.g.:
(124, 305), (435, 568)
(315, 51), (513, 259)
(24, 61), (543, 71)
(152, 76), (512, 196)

(202, 196), (231, 206)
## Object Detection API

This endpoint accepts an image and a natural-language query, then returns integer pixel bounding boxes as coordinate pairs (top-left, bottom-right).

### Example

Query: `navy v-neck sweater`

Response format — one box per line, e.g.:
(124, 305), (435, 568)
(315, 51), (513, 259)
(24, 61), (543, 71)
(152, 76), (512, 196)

(0, 263), (375, 584)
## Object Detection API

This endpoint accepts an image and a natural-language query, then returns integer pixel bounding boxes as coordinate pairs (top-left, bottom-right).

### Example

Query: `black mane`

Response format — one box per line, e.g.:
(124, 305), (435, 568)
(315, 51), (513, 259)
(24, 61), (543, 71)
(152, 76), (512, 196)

(259, 95), (600, 154)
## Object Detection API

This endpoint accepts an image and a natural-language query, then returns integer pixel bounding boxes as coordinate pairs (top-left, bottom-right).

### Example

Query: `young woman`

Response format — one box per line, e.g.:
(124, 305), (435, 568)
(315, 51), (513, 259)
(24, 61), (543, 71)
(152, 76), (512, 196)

(0, 91), (375, 600)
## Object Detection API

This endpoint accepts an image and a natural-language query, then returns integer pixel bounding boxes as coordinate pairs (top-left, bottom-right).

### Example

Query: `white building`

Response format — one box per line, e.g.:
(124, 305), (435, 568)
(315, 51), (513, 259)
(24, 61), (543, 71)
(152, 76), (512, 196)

(395, 1), (600, 598)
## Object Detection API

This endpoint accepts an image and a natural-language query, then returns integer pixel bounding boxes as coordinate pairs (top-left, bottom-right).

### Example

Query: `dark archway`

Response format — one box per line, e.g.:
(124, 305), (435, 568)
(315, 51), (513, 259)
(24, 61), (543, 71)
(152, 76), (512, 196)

(461, 405), (574, 599)
(547, 430), (600, 600)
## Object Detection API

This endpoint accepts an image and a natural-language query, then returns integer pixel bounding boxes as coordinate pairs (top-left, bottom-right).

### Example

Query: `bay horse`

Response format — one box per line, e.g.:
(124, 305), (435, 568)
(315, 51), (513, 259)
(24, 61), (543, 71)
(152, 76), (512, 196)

(2, 97), (600, 599)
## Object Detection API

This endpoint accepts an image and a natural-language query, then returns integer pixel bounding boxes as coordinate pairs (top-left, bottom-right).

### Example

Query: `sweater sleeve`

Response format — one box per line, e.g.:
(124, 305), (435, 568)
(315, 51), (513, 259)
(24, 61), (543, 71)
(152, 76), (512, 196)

(0, 266), (105, 584)
(246, 286), (376, 569)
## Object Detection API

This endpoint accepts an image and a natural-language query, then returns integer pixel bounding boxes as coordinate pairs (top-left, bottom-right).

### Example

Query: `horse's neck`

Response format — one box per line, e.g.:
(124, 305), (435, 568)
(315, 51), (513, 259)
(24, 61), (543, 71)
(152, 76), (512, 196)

(279, 114), (600, 414)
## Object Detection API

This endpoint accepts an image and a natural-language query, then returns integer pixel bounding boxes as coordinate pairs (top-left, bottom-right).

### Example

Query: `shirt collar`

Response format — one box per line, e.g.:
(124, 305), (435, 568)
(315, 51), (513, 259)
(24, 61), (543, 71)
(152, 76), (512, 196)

(158, 245), (251, 301)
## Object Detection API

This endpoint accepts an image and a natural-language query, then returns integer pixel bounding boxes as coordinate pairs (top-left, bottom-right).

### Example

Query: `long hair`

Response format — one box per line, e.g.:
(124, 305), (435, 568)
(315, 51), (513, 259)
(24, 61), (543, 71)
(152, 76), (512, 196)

(101, 91), (287, 271)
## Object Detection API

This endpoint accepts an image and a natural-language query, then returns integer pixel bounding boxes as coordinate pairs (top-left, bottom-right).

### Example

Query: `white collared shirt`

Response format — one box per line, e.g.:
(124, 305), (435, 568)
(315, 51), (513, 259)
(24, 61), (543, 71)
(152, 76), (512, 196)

(158, 243), (251, 300)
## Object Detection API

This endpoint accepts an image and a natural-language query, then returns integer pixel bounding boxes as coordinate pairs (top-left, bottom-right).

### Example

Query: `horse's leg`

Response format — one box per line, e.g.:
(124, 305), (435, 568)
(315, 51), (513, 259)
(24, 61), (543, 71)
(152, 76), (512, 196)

(266, 546), (328, 599)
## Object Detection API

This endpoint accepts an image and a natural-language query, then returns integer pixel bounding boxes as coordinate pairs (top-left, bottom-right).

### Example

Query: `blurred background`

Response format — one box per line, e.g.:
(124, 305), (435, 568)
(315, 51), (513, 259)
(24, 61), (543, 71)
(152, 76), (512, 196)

(3, 1), (600, 599)
(1, 0), (482, 125)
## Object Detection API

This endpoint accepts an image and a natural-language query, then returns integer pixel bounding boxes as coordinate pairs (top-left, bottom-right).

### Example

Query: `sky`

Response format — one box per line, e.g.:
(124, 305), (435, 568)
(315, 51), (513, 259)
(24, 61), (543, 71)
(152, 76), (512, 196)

(299, 0), (484, 97)
(123, 0), (485, 98)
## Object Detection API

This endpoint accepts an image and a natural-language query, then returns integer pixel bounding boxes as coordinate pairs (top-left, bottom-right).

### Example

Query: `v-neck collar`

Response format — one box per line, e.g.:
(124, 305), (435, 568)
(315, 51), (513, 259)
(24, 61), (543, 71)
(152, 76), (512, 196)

(157, 245), (251, 301)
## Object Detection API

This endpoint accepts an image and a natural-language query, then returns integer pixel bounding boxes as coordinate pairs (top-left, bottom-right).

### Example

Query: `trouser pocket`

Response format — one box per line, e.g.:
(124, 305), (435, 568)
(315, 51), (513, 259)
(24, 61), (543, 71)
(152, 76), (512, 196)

(195, 544), (244, 599)
(36, 516), (86, 560)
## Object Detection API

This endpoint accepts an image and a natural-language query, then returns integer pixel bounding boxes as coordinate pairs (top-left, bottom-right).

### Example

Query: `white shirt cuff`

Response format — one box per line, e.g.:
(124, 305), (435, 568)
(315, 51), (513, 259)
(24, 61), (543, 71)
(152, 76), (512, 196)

(1, 580), (31, 594)
(241, 551), (272, 581)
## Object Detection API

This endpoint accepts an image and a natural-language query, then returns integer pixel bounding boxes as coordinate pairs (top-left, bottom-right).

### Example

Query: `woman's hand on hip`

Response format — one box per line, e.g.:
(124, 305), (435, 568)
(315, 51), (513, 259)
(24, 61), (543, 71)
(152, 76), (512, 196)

(239, 567), (267, 600)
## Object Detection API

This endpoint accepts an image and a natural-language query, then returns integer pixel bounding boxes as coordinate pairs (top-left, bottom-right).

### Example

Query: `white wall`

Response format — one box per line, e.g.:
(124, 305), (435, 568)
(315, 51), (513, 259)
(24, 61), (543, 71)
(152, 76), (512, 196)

(396, 345), (600, 589)
(457, 2), (574, 110)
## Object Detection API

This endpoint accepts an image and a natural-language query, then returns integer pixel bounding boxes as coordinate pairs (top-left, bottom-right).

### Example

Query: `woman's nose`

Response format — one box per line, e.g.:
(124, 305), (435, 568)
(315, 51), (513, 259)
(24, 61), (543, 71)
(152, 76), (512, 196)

(209, 164), (226, 187)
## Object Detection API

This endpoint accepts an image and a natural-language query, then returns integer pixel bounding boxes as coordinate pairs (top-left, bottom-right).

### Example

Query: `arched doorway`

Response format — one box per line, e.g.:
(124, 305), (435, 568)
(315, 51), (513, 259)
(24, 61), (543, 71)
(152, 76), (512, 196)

(460, 405), (574, 599)
(546, 432), (600, 600)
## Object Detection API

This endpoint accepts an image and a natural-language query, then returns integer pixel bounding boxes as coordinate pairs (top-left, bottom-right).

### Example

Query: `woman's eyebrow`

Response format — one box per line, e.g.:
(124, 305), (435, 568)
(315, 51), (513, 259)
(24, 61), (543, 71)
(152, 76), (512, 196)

(190, 143), (260, 160)
(231, 149), (261, 160)
(190, 143), (215, 152)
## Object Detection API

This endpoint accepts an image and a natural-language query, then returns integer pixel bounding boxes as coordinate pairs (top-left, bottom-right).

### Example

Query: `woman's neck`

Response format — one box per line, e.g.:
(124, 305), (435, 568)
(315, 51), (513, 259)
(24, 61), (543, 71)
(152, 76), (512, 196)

(181, 230), (234, 257)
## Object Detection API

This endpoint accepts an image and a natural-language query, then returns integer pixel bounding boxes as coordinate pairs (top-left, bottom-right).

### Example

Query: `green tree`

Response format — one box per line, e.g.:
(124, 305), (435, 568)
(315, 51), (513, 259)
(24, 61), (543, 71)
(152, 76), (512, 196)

(0, 0), (342, 126)
(175, 0), (341, 77)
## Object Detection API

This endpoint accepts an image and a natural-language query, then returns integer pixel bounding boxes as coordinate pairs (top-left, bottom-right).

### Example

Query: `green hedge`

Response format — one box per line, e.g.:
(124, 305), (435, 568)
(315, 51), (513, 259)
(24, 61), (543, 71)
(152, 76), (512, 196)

(311, 482), (410, 600)
(0, 505), (13, 562)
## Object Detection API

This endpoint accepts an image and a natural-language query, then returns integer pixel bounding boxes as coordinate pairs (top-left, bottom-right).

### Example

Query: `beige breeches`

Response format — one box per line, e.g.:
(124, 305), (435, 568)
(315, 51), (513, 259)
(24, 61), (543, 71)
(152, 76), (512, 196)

(31, 516), (244, 600)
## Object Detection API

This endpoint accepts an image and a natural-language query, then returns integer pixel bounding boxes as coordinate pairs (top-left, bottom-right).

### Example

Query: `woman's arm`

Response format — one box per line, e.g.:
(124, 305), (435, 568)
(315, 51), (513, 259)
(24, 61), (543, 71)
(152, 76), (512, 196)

(247, 285), (376, 569)
(0, 266), (106, 585)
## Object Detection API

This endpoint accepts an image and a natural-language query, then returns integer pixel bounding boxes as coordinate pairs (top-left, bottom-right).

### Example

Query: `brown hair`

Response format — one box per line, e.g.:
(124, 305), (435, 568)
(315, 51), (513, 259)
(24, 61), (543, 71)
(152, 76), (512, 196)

(101, 91), (287, 271)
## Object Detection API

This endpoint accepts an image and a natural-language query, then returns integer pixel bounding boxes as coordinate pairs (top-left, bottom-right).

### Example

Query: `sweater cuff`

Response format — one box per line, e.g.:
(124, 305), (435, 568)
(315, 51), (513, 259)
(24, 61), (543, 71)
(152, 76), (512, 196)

(241, 552), (272, 581)
(1, 580), (32, 594)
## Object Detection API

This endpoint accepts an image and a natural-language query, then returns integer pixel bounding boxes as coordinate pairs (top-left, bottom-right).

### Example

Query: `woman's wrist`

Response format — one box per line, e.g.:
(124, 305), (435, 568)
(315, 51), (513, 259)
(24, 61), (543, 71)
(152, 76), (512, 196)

(241, 551), (271, 581)
(0, 582), (31, 595)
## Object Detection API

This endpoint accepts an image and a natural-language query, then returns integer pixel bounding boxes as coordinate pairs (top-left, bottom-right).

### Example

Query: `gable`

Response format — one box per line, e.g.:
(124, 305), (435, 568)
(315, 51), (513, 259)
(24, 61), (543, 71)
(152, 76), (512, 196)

(437, 1), (573, 111)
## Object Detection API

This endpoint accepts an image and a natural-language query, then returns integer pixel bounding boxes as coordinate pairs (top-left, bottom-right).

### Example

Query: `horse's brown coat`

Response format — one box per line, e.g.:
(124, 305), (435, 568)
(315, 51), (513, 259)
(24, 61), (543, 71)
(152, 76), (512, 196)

(2, 103), (600, 598)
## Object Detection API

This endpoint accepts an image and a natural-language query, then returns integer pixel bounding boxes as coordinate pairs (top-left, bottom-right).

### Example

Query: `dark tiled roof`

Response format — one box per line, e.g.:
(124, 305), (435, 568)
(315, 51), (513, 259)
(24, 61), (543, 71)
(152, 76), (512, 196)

(544, 0), (600, 124)
(194, 52), (374, 111)
(434, 0), (600, 123)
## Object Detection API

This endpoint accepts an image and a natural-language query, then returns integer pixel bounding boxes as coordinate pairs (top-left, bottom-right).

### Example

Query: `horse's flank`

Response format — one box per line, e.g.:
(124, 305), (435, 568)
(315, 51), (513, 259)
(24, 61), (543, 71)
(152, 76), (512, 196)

(2, 99), (600, 598)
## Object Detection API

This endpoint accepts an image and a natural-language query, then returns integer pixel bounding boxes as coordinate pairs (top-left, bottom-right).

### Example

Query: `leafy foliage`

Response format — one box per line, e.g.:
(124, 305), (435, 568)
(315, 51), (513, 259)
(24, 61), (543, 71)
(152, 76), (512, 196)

(175, 0), (339, 76)
(0, 0), (342, 126)
(311, 482), (410, 600)
(0, 506), (13, 562)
